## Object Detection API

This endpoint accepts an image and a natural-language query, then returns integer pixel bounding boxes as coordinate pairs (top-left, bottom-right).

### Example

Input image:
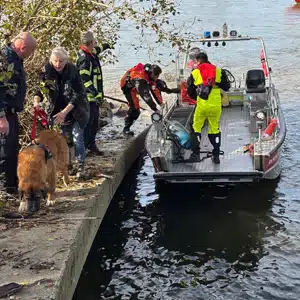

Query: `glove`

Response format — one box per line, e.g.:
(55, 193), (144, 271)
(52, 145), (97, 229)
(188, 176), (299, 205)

(168, 87), (181, 94)
(156, 79), (168, 91)
(102, 42), (115, 51)
(95, 93), (103, 104)
(99, 99), (109, 108)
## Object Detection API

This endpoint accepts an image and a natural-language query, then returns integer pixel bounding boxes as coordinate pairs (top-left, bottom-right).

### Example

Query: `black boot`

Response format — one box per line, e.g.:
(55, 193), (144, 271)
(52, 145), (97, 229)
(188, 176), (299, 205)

(208, 133), (221, 164)
(87, 144), (104, 156)
(123, 116), (134, 136)
(189, 132), (201, 162)
(123, 109), (140, 136)
(212, 148), (220, 164)
(123, 126), (134, 136)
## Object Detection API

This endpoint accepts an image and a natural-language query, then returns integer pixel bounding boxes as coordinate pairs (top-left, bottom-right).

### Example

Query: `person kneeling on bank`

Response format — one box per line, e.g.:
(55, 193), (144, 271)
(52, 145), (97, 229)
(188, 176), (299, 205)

(120, 63), (179, 136)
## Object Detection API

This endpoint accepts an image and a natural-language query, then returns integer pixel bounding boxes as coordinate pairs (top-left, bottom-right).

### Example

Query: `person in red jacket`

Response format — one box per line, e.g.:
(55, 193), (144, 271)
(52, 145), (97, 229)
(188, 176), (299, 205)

(120, 63), (179, 136)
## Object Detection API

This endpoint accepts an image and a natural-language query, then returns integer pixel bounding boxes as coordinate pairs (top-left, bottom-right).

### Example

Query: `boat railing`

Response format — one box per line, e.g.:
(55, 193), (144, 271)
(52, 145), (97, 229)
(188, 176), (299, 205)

(150, 95), (178, 146)
(175, 35), (272, 90)
(269, 84), (279, 115)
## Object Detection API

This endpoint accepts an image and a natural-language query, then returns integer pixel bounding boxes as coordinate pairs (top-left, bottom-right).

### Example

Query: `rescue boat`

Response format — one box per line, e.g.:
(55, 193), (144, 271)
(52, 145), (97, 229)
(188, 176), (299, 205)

(145, 28), (286, 186)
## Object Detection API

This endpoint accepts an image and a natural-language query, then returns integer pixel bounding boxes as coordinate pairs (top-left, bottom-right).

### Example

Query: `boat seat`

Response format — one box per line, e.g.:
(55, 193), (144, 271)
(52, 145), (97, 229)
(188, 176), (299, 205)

(245, 69), (266, 93)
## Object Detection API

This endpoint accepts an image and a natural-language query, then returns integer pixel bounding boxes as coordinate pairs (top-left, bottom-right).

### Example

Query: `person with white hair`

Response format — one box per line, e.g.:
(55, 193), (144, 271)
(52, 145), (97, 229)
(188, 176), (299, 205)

(187, 47), (210, 70)
(33, 46), (90, 179)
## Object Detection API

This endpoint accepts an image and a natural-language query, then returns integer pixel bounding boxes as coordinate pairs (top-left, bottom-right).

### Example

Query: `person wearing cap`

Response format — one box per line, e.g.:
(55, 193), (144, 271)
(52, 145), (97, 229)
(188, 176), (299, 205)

(120, 63), (179, 136)
(180, 47), (209, 106)
(76, 31), (113, 156)
(186, 52), (230, 164)
(187, 47), (213, 70)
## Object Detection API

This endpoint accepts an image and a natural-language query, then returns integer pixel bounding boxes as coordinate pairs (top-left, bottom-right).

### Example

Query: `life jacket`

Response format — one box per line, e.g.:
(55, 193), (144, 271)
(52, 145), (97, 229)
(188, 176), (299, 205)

(191, 63), (222, 104)
(120, 63), (151, 88)
(120, 63), (164, 104)
(196, 63), (218, 86)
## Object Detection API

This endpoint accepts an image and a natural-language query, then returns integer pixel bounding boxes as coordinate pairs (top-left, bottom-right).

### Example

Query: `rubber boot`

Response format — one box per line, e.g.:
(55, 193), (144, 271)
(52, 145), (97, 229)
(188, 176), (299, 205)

(189, 132), (201, 162)
(76, 161), (86, 180)
(208, 133), (221, 164)
(123, 116), (134, 136)
(123, 126), (134, 136)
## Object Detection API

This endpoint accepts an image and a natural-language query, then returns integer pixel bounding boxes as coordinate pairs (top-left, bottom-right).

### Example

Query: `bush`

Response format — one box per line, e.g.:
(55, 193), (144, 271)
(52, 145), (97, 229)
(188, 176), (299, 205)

(0, 0), (191, 145)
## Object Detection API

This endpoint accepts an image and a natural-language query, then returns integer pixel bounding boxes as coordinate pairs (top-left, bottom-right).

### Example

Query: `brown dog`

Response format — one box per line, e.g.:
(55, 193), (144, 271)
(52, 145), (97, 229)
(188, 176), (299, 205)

(18, 130), (70, 213)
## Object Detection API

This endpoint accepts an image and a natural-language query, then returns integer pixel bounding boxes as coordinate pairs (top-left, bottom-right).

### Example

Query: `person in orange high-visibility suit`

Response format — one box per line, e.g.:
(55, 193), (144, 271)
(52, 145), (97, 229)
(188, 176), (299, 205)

(120, 63), (179, 136)
(186, 52), (230, 164)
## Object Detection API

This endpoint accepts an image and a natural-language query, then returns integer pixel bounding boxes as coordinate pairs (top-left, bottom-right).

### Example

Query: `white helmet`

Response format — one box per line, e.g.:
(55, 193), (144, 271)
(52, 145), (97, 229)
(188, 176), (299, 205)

(188, 47), (207, 60)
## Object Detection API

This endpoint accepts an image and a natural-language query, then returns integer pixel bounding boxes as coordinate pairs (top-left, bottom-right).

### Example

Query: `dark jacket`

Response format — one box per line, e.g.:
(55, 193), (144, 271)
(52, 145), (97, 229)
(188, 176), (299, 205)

(34, 62), (89, 129)
(76, 44), (112, 102)
(0, 44), (26, 112)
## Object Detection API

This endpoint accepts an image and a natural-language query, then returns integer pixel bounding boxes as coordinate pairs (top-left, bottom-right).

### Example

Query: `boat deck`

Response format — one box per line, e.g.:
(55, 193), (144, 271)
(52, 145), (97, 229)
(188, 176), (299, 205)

(167, 105), (255, 174)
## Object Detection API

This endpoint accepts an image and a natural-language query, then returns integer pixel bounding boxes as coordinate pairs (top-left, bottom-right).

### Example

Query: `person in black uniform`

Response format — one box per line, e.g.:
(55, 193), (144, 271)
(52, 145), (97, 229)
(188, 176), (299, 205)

(76, 31), (114, 156)
(0, 32), (37, 195)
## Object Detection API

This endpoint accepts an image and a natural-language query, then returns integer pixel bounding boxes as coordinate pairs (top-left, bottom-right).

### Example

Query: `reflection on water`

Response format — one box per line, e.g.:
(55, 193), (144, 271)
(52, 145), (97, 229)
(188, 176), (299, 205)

(286, 3), (300, 14)
(73, 0), (300, 299)
(73, 153), (297, 300)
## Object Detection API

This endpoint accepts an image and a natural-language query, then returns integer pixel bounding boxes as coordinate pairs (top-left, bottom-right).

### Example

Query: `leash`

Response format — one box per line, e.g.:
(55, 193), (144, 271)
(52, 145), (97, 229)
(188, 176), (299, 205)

(104, 95), (147, 111)
(31, 107), (48, 140)
(172, 150), (225, 164)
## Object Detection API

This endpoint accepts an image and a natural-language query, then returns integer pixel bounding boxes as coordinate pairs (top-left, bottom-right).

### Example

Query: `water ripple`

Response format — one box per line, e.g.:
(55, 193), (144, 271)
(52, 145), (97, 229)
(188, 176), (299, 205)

(73, 0), (300, 299)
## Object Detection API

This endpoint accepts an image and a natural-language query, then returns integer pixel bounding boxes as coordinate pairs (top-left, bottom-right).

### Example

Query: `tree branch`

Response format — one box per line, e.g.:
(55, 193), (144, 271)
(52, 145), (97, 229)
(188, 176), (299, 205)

(23, 0), (45, 31)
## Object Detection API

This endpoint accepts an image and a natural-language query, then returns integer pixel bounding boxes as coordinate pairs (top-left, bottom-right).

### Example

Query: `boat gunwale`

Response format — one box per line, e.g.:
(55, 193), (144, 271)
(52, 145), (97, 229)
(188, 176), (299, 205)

(153, 171), (264, 184)
(154, 170), (264, 179)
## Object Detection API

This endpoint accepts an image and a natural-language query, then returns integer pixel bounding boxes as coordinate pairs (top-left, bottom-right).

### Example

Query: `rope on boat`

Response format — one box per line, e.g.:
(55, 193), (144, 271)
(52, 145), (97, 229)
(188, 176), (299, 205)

(172, 150), (225, 164)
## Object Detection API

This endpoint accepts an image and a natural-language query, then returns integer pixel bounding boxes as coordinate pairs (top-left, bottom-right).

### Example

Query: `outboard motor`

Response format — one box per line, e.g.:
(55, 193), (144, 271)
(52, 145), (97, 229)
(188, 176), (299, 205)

(166, 120), (192, 161)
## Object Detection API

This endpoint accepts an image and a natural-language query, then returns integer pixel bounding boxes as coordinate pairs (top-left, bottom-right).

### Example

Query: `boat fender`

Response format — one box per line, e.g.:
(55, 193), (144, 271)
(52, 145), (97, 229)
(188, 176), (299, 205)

(260, 49), (269, 78)
(262, 119), (277, 140)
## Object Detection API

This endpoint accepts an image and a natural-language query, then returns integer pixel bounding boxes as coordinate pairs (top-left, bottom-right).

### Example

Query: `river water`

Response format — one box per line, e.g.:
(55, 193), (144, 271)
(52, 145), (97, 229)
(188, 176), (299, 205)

(73, 0), (300, 299)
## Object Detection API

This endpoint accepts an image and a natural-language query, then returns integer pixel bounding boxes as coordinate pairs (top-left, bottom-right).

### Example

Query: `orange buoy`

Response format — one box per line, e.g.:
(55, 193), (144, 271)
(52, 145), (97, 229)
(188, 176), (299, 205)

(262, 119), (277, 140)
